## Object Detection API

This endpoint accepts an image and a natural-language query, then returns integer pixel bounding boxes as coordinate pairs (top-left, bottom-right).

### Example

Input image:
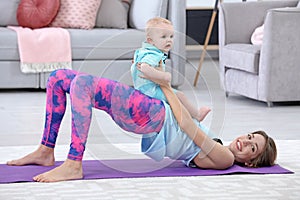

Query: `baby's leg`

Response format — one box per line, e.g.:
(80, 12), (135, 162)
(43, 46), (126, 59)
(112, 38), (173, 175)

(176, 91), (210, 122)
(197, 107), (211, 122)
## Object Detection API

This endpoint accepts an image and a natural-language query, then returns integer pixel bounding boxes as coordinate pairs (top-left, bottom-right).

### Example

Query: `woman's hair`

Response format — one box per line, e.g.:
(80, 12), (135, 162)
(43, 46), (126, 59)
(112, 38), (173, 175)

(250, 130), (277, 167)
(145, 17), (172, 36)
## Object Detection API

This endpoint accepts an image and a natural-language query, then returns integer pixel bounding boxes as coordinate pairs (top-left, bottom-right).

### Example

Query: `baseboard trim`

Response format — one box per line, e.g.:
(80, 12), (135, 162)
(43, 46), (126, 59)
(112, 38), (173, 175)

(186, 45), (219, 59)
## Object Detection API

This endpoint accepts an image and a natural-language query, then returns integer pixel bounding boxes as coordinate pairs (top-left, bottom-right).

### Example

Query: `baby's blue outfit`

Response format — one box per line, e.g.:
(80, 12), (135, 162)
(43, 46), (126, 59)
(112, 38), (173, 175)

(132, 43), (214, 167)
(131, 42), (170, 102)
(141, 101), (216, 167)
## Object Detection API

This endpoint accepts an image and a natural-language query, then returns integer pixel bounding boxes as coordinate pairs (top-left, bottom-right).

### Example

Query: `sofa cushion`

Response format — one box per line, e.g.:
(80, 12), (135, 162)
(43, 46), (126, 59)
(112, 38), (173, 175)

(297, 1), (300, 7)
(95, 0), (132, 29)
(50, 0), (102, 29)
(222, 43), (261, 74)
(225, 68), (259, 100)
(0, 27), (145, 61)
(0, 28), (19, 61)
(129, 0), (168, 29)
(0, 0), (20, 26)
(69, 28), (145, 60)
(17, 0), (60, 29)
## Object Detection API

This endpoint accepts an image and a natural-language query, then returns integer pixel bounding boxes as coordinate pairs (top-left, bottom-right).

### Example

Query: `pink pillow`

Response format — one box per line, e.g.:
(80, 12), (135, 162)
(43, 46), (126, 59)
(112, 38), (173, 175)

(17, 0), (60, 29)
(50, 0), (102, 30)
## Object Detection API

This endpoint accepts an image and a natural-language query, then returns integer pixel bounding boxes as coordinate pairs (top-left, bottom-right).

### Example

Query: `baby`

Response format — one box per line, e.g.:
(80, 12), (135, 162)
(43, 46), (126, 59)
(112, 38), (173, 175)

(131, 17), (210, 122)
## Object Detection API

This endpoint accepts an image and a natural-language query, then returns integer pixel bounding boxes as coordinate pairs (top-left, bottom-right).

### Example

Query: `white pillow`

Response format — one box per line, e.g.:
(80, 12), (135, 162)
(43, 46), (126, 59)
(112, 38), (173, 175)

(297, 1), (300, 8)
(129, 0), (168, 30)
(251, 24), (264, 45)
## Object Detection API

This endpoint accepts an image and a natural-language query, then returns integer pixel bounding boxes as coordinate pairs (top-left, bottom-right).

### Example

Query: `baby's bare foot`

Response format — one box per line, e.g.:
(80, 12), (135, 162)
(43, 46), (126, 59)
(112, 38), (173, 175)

(197, 107), (211, 122)
(6, 145), (55, 166)
(33, 159), (83, 182)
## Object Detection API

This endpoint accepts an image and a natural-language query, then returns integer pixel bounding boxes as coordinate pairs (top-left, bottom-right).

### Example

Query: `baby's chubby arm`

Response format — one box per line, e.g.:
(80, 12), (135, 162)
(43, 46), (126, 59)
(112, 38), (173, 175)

(137, 62), (171, 86)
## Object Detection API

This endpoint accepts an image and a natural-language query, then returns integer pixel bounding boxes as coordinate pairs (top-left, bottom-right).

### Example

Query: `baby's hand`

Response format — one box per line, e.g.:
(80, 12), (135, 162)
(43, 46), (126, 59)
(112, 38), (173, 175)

(156, 60), (164, 72)
(136, 63), (146, 79)
(136, 62), (171, 86)
(137, 63), (157, 79)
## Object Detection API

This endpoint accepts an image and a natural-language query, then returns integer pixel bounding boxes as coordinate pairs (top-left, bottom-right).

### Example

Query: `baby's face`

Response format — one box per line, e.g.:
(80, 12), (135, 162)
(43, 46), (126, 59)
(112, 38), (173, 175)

(148, 23), (174, 53)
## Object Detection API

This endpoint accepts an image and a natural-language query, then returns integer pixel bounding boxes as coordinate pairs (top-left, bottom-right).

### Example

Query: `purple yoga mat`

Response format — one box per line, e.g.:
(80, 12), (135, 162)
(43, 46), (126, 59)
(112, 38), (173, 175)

(0, 159), (293, 184)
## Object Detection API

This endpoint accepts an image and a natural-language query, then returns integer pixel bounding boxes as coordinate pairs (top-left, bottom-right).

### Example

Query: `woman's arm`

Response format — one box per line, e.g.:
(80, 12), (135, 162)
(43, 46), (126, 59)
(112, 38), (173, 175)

(160, 85), (234, 169)
(139, 63), (234, 169)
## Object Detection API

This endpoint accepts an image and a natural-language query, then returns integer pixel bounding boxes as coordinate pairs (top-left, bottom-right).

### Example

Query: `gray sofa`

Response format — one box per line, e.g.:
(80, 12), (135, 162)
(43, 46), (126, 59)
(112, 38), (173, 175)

(0, 0), (186, 89)
(219, 0), (300, 106)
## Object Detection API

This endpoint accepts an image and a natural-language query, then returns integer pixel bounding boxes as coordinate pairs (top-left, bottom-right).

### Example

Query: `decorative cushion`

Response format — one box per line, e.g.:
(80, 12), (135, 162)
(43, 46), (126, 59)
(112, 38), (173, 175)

(129, 0), (168, 30)
(17, 0), (60, 29)
(297, 1), (300, 7)
(251, 24), (264, 45)
(50, 0), (102, 30)
(95, 0), (132, 29)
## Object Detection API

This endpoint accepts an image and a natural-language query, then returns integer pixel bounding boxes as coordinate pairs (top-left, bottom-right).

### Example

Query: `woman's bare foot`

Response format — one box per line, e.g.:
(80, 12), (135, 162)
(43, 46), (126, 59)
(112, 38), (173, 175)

(33, 159), (83, 182)
(196, 106), (211, 122)
(6, 145), (55, 166)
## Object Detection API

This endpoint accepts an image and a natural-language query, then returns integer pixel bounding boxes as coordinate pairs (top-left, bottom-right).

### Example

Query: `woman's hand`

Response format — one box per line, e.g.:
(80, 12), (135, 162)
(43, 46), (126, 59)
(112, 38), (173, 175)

(137, 62), (171, 87)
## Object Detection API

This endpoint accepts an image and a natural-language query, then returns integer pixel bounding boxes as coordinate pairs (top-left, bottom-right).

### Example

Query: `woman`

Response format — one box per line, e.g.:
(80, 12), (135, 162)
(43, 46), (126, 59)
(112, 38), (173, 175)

(7, 67), (277, 182)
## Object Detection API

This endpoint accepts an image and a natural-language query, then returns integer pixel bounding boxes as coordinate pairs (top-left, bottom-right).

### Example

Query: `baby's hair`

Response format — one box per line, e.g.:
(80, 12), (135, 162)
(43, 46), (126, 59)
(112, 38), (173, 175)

(145, 17), (173, 36)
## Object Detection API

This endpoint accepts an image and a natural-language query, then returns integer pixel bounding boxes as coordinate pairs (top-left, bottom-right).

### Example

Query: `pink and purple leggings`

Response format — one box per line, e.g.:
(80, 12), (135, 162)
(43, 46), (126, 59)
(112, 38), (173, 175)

(41, 69), (165, 160)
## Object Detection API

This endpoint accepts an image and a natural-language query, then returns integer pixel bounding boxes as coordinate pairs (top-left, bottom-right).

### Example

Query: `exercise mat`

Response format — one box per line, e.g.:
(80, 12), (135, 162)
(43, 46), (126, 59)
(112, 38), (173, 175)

(0, 159), (293, 183)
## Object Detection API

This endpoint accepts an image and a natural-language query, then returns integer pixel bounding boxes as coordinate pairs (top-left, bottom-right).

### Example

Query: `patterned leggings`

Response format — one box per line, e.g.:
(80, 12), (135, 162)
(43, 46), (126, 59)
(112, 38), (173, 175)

(41, 69), (165, 160)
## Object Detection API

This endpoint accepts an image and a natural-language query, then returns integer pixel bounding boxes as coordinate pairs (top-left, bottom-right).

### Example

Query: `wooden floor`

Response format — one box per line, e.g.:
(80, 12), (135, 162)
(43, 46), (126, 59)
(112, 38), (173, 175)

(0, 59), (299, 199)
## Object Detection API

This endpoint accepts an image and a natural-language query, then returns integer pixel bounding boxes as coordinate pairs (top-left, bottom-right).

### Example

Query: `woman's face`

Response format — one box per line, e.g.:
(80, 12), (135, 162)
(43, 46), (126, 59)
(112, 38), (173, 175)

(229, 133), (266, 166)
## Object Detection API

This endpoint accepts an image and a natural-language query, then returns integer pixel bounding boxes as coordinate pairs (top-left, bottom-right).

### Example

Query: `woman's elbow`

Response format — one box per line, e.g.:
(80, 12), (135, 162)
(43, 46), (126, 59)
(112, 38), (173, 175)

(216, 156), (234, 169)
(218, 160), (234, 169)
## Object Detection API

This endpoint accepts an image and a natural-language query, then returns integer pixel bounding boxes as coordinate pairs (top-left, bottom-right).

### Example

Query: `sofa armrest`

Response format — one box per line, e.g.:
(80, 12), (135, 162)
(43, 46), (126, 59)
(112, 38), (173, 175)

(218, 0), (298, 46)
(258, 7), (300, 101)
(168, 0), (186, 87)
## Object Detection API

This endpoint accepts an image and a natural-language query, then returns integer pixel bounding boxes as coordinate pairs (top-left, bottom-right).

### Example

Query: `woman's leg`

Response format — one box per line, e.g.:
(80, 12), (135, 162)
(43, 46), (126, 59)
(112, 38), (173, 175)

(7, 69), (78, 166)
(10, 70), (165, 182)
(41, 69), (78, 148)
(33, 73), (166, 182)
(67, 74), (166, 161)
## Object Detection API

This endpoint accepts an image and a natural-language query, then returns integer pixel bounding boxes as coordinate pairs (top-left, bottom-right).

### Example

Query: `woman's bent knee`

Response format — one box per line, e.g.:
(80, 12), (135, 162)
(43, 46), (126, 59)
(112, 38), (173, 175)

(47, 69), (77, 91)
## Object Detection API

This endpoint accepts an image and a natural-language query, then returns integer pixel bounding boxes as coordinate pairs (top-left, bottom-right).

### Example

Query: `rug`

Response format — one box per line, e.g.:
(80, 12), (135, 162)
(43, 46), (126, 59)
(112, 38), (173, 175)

(0, 159), (293, 184)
